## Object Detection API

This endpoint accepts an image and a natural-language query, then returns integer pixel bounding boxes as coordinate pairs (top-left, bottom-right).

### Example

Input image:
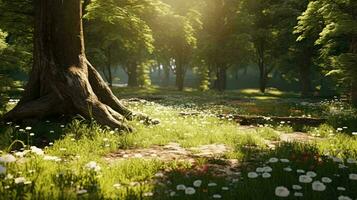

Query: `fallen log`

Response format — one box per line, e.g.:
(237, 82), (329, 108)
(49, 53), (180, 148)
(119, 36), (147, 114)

(179, 112), (327, 127)
(223, 115), (327, 127)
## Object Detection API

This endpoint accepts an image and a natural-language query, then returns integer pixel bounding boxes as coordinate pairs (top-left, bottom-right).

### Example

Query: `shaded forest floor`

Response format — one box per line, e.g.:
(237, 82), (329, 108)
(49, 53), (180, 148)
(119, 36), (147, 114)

(0, 87), (357, 199)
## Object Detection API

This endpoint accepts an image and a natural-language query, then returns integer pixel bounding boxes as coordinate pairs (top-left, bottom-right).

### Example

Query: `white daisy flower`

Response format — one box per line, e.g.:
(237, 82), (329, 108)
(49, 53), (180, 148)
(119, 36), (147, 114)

(337, 187), (346, 191)
(263, 166), (273, 173)
(185, 187), (196, 195)
(208, 182), (218, 187)
(346, 158), (356, 164)
(155, 172), (164, 178)
(275, 186), (290, 197)
(221, 187), (229, 191)
(31, 146), (44, 156)
(143, 192), (153, 197)
(213, 194), (222, 199)
(43, 155), (61, 162)
(283, 167), (292, 172)
(0, 154), (16, 163)
(77, 189), (87, 194)
(299, 175), (312, 183)
(296, 169), (305, 174)
(193, 180), (202, 187)
(256, 167), (265, 173)
(332, 157), (343, 163)
(312, 181), (326, 191)
(269, 158), (279, 163)
(280, 159), (289, 163)
(85, 161), (101, 172)
(170, 191), (176, 197)
(306, 171), (317, 178)
(321, 177), (332, 183)
(349, 173), (357, 180)
(338, 196), (352, 200)
(262, 173), (271, 178)
(292, 185), (302, 190)
(247, 172), (259, 178)
(338, 164), (348, 169)
(294, 192), (303, 197)
(14, 177), (26, 184)
(176, 184), (186, 190)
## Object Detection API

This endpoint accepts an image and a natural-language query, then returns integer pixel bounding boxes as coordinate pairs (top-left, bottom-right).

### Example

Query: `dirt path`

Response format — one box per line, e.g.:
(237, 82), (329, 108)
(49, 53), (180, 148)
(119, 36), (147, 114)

(105, 143), (234, 164)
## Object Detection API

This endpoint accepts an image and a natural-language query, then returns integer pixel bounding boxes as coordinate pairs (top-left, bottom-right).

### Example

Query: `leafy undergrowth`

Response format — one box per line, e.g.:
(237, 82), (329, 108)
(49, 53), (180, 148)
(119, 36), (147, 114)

(0, 90), (357, 199)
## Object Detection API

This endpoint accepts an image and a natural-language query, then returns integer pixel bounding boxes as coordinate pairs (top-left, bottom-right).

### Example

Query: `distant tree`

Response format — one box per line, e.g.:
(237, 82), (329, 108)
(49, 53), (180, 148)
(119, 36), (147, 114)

(296, 0), (357, 105)
(159, 0), (202, 91)
(199, 0), (252, 91)
(0, 0), (33, 79)
(267, 0), (318, 97)
(84, 0), (157, 88)
(241, 0), (278, 93)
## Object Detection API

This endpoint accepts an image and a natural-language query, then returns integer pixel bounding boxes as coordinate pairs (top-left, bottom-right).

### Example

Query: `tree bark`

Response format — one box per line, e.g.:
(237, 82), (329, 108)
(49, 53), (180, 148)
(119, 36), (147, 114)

(259, 64), (267, 93)
(298, 47), (313, 97)
(127, 62), (138, 87)
(175, 59), (185, 91)
(352, 78), (357, 107)
(215, 66), (227, 91)
(256, 40), (268, 93)
(299, 63), (312, 98)
(162, 63), (170, 86)
(350, 37), (357, 107)
(106, 47), (113, 87)
(3, 0), (137, 131)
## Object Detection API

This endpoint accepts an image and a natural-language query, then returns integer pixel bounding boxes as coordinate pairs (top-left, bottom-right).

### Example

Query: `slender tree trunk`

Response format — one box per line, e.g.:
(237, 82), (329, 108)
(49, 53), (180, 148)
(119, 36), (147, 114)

(106, 47), (113, 87)
(298, 48), (313, 97)
(3, 0), (138, 131)
(175, 59), (185, 91)
(157, 64), (161, 84)
(352, 76), (357, 107)
(163, 63), (170, 86)
(256, 41), (267, 93)
(259, 64), (267, 93)
(127, 63), (138, 87)
(350, 37), (357, 107)
(214, 66), (227, 91)
(106, 65), (113, 87)
(299, 62), (312, 98)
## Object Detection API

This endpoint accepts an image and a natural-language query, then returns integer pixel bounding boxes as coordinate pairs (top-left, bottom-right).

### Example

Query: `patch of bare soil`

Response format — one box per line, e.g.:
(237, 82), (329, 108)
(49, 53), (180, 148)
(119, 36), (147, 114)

(104, 143), (234, 165)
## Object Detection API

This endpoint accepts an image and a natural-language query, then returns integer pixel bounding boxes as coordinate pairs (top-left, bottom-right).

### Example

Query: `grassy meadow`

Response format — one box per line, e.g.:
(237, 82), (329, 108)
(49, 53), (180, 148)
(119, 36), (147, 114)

(0, 87), (357, 200)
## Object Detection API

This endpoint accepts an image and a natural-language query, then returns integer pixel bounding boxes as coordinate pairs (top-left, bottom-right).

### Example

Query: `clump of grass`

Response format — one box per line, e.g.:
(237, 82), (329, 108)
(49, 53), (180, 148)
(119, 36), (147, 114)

(255, 127), (281, 141)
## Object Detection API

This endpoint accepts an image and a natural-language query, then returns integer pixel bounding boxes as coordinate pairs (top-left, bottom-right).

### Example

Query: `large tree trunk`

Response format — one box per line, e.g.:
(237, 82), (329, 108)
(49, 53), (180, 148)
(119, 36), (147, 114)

(3, 0), (137, 131)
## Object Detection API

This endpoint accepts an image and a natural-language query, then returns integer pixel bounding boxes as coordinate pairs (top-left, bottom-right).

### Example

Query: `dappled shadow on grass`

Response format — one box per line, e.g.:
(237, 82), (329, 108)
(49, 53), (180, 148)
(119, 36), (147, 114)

(149, 142), (357, 200)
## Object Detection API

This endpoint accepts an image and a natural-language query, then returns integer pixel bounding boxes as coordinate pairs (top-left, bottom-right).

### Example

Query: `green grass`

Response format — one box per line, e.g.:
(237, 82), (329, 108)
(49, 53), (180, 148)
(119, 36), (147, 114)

(0, 87), (357, 199)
